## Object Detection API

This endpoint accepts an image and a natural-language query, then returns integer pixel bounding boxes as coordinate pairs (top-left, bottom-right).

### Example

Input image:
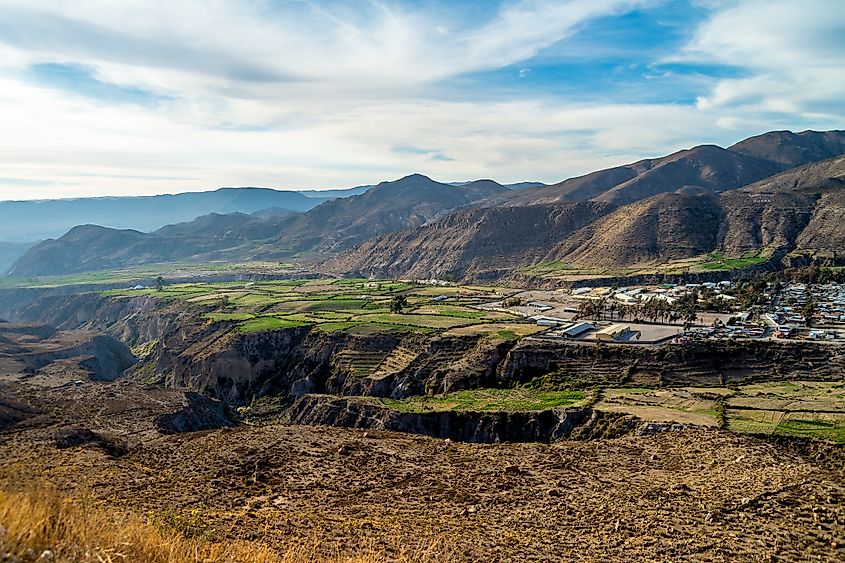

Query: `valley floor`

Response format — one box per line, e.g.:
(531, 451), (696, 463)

(1, 380), (843, 562)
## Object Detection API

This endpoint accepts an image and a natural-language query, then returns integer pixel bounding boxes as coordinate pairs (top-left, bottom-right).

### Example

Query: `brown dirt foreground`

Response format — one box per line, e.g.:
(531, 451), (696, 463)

(0, 381), (843, 562)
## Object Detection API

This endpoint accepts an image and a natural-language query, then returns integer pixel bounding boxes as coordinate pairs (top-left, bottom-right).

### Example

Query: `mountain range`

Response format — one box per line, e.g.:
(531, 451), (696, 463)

(0, 187), (332, 245)
(332, 130), (845, 279)
(7, 129), (845, 280)
(8, 176), (509, 276)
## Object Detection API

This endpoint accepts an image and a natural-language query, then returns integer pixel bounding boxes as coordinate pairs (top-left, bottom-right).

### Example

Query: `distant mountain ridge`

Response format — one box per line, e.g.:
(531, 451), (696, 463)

(7, 211), (297, 277)
(0, 187), (323, 243)
(8, 129), (845, 279)
(0, 179), (544, 245)
(256, 175), (509, 258)
(9, 175), (510, 276)
(492, 130), (845, 207)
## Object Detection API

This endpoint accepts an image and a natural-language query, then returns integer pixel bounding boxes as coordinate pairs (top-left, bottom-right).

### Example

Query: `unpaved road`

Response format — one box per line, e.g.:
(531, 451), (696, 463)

(1, 380), (843, 562)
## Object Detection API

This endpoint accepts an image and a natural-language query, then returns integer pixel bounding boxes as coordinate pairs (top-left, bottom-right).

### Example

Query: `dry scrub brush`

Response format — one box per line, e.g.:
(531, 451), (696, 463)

(0, 485), (452, 563)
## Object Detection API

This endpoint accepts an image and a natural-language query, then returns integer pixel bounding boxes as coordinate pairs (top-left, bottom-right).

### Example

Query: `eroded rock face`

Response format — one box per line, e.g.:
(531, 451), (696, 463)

(500, 339), (845, 388)
(154, 392), (233, 434)
(0, 397), (37, 430)
(148, 328), (519, 405)
(54, 427), (128, 456)
(7, 293), (845, 410)
(286, 395), (639, 443)
(0, 321), (136, 382)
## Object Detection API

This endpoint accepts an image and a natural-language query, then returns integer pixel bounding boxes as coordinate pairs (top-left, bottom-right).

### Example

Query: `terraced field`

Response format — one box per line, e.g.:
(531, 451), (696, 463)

(382, 388), (587, 412)
(597, 381), (845, 442)
(520, 248), (773, 281)
(103, 278), (524, 337)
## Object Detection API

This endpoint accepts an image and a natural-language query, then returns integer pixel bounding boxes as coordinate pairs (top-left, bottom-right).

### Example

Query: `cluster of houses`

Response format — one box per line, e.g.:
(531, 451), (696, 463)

(570, 281), (737, 305)
(673, 323), (766, 344)
(475, 279), (845, 346)
(766, 283), (845, 340)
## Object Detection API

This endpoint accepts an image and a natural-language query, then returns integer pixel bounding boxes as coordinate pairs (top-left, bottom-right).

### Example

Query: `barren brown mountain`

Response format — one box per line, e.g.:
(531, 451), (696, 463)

(493, 129), (845, 206)
(260, 175), (509, 256)
(333, 155), (845, 278)
(10, 175), (509, 277)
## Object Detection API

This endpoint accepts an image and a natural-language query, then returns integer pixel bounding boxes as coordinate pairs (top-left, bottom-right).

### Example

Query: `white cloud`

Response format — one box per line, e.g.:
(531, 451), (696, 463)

(0, 0), (644, 91)
(0, 0), (841, 201)
(680, 0), (845, 121)
(0, 71), (728, 199)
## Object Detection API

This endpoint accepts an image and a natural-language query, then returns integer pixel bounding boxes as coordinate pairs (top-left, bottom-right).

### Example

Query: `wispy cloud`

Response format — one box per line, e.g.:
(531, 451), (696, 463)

(0, 0), (643, 91)
(678, 0), (845, 122)
(0, 0), (841, 199)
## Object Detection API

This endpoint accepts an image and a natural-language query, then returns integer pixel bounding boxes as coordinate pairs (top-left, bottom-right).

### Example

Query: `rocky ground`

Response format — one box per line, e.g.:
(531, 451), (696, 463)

(0, 321), (135, 386)
(1, 377), (843, 562)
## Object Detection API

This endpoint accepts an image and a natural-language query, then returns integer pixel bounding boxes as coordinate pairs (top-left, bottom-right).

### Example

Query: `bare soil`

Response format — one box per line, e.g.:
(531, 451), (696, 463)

(1, 378), (843, 562)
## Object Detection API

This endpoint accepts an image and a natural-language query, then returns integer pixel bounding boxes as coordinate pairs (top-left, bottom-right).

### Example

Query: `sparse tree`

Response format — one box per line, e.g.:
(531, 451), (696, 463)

(389, 295), (409, 314)
(155, 276), (164, 292)
(801, 300), (817, 327)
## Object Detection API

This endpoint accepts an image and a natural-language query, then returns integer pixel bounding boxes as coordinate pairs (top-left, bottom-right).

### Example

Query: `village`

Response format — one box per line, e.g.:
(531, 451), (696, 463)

(474, 279), (845, 345)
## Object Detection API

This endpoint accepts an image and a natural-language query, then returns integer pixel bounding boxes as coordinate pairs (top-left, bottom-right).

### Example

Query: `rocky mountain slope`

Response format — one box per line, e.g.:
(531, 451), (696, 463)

(8, 130), (845, 280)
(0, 241), (36, 275)
(334, 155), (845, 278)
(256, 175), (509, 256)
(0, 320), (135, 382)
(0, 187), (326, 243)
(493, 130), (845, 207)
(328, 201), (614, 280)
(549, 156), (845, 268)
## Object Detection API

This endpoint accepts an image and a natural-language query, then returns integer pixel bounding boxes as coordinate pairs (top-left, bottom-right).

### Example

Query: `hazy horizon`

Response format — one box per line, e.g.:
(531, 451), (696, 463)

(0, 125), (838, 203)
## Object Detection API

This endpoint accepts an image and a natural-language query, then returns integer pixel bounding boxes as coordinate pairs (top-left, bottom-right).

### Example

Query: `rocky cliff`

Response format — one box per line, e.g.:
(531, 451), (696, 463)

(5, 293), (843, 406)
(500, 339), (845, 388)
(0, 321), (136, 381)
(327, 201), (614, 280)
(287, 395), (639, 443)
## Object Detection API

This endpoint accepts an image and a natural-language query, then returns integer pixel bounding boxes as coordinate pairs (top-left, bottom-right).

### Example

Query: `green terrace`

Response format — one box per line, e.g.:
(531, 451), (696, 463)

(517, 249), (773, 281)
(0, 261), (301, 289)
(597, 381), (845, 443)
(697, 250), (770, 271)
(381, 388), (587, 413)
(101, 278), (522, 336)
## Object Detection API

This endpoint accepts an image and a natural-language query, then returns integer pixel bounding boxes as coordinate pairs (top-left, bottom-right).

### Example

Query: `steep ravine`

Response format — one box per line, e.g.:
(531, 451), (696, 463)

(4, 292), (844, 409)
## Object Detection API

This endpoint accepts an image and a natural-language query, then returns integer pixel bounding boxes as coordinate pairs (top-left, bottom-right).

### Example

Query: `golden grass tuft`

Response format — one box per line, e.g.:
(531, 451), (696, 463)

(0, 485), (451, 563)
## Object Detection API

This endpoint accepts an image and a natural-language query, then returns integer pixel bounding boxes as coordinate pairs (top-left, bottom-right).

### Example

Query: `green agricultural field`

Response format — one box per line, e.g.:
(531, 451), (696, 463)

(442, 322), (544, 339)
(520, 260), (574, 273)
(599, 381), (845, 442)
(204, 312), (256, 322)
(775, 418), (845, 443)
(311, 321), (362, 333)
(236, 316), (309, 334)
(350, 313), (478, 329)
(96, 276), (524, 336)
(513, 249), (772, 280)
(1, 262), (301, 289)
(383, 388), (586, 413)
(695, 250), (770, 271)
(304, 299), (370, 311)
(411, 304), (489, 319)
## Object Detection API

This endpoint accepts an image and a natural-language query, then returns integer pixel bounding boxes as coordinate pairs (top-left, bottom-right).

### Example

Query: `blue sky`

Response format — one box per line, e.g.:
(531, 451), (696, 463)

(0, 0), (842, 199)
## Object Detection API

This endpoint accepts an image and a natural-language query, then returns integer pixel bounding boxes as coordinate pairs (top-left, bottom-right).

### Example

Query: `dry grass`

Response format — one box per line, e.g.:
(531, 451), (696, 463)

(0, 485), (451, 563)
